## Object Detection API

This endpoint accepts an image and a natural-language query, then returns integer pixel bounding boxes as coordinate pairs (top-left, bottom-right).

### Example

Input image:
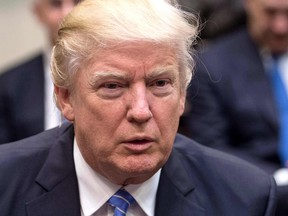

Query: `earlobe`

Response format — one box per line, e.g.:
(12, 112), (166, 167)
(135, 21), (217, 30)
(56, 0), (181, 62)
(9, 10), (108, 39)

(32, 3), (41, 21)
(32, 2), (46, 25)
(179, 93), (186, 116)
(54, 85), (75, 121)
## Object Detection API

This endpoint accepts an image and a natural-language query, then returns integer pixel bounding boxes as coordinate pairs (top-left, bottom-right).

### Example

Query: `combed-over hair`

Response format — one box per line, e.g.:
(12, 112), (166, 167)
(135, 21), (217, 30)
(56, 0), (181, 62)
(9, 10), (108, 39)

(51, 0), (198, 94)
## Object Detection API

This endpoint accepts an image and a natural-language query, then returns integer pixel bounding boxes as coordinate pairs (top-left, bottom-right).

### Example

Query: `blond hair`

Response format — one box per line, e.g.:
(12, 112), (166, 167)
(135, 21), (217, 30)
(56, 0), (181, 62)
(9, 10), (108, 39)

(51, 0), (198, 93)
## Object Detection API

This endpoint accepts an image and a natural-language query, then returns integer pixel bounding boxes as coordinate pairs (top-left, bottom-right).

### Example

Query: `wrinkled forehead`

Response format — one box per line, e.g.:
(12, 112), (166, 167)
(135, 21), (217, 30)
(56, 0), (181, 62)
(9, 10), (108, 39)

(85, 41), (180, 75)
(35, 0), (80, 6)
(102, 41), (178, 58)
(256, 0), (288, 9)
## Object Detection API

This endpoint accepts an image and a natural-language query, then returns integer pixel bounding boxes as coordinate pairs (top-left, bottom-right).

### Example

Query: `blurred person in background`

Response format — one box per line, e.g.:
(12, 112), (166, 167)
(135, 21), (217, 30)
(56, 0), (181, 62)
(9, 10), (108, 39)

(177, 0), (246, 135)
(183, 0), (288, 214)
(178, 0), (246, 40)
(0, 0), (80, 144)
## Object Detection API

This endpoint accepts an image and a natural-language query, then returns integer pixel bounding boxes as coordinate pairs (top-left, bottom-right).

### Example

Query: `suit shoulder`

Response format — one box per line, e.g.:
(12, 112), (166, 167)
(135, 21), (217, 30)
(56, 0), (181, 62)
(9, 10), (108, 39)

(0, 129), (54, 166)
(174, 134), (272, 181)
(196, 27), (257, 70)
(0, 135), (51, 186)
(0, 124), (72, 173)
(0, 54), (43, 82)
(199, 27), (249, 54)
(170, 135), (276, 215)
(0, 54), (44, 97)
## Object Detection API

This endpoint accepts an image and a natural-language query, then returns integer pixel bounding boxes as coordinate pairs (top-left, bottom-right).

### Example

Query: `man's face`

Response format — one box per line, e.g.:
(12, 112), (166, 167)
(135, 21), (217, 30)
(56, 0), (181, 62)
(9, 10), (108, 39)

(246, 0), (288, 54)
(56, 42), (186, 185)
(33, 0), (79, 45)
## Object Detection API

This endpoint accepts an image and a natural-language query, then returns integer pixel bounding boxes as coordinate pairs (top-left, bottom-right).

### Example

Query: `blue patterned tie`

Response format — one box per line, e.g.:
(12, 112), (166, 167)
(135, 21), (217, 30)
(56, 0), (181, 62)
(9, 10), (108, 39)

(270, 55), (288, 166)
(108, 188), (136, 216)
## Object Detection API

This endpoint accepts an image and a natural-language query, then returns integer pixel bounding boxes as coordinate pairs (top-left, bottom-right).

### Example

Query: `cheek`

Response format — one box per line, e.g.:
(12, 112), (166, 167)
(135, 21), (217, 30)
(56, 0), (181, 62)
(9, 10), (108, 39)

(74, 95), (126, 132)
(170, 92), (185, 115)
(153, 95), (182, 128)
(76, 129), (114, 173)
(45, 11), (64, 28)
(74, 102), (120, 156)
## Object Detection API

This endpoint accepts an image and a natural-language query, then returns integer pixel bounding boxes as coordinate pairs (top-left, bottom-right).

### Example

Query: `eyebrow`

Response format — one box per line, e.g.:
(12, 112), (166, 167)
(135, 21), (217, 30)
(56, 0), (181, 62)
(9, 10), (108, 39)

(147, 65), (178, 80)
(89, 65), (178, 85)
(89, 70), (128, 86)
(91, 71), (127, 80)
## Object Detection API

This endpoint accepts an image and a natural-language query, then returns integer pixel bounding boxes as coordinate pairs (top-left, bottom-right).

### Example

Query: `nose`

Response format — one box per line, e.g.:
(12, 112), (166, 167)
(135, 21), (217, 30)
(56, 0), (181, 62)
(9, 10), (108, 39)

(61, 2), (75, 17)
(272, 13), (288, 35)
(126, 86), (153, 123)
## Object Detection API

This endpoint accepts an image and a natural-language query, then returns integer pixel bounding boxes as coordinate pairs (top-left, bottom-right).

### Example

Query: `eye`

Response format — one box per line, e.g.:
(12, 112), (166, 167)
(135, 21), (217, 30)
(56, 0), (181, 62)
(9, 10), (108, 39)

(149, 78), (173, 97)
(154, 79), (170, 87)
(265, 8), (277, 18)
(103, 83), (121, 89)
(96, 82), (126, 99)
(151, 79), (171, 88)
(49, 0), (62, 7)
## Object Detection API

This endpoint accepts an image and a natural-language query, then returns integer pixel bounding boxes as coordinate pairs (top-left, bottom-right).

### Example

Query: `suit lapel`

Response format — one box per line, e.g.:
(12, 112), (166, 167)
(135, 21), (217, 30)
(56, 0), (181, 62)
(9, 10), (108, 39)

(155, 149), (205, 216)
(26, 124), (81, 216)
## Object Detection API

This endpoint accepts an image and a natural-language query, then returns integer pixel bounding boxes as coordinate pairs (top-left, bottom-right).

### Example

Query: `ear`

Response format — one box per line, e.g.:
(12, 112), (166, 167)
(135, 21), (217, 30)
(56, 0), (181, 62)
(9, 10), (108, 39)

(32, 1), (45, 25)
(54, 85), (75, 122)
(243, 0), (251, 12)
(179, 91), (186, 116)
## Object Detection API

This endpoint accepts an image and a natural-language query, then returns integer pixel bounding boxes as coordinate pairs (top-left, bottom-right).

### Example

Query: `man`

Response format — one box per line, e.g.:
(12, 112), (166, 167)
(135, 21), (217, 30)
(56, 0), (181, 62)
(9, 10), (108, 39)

(178, 0), (246, 39)
(183, 0), (288, 214)
(0, 0), (80, 144)
(185, 0), (288, 176)
(0, 0), (276, 215)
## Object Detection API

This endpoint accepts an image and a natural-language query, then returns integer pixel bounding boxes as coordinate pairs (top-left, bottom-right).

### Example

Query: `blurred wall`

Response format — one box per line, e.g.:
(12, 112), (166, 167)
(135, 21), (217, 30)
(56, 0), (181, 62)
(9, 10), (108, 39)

(0, 0), (45, 73)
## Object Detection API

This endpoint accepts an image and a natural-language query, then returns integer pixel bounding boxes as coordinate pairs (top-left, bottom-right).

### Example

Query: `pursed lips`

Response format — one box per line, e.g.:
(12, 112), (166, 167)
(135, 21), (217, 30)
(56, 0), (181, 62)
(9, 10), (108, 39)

(122, 136), (155, 151)
(126, 139), (151, 144)
(124, 135), (154, 144)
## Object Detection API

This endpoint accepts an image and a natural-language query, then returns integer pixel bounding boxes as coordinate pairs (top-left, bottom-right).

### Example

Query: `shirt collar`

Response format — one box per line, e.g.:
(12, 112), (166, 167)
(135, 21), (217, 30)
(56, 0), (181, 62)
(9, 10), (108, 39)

(260, 49), (288, 73)
(74, 137), (161, 216)
(43, 43), (52, 73)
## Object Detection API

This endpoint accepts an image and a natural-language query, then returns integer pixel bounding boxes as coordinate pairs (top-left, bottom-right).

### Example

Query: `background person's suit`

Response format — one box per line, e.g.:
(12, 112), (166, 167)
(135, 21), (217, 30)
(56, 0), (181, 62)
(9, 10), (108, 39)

(185, 27), (280, 173)
(0, 123), (276, 216)
(0, 53), (45, 144)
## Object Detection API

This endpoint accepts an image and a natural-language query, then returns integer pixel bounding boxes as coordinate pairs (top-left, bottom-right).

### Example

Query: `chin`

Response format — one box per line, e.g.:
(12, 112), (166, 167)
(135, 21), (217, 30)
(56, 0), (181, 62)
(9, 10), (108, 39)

(119, 166), (160, 185)
(120, 155), (164, 175)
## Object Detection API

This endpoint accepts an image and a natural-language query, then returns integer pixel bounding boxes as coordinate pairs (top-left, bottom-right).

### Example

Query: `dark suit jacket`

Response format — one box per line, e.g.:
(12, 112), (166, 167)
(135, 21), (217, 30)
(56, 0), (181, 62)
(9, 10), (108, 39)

(0, 123), (276, 215)
(183, 27), (281, 173)
(0, 54), (45, 144)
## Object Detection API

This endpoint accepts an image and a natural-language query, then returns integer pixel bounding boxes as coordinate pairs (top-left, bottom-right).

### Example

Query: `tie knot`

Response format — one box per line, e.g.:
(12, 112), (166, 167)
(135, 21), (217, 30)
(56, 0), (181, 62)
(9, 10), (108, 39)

(108, 188), (135, 216)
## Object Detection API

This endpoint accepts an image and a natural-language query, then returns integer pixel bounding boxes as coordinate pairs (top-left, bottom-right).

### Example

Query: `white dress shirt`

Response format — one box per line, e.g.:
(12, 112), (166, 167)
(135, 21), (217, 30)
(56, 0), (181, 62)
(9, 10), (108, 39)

(263, 51), (288, 91)
(274, 53), (288, 185)
(263, 51), (288, 185)
(74, 138), (160, 216)
(277, 52), (288, 95)
(43, 46), (61, 130)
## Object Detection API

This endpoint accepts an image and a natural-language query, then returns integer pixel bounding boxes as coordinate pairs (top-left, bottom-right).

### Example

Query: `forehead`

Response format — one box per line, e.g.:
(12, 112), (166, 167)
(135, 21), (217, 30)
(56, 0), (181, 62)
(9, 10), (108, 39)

(256, 0), (288, 8)
(87, 42), (179, 73)
(37, 0), (79, 6)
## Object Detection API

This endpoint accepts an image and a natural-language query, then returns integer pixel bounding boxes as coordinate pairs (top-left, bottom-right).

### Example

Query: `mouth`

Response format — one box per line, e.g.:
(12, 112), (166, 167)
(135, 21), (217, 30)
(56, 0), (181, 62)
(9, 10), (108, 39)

(126, 139), (151, 145)
(122, 137), (154, 152)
